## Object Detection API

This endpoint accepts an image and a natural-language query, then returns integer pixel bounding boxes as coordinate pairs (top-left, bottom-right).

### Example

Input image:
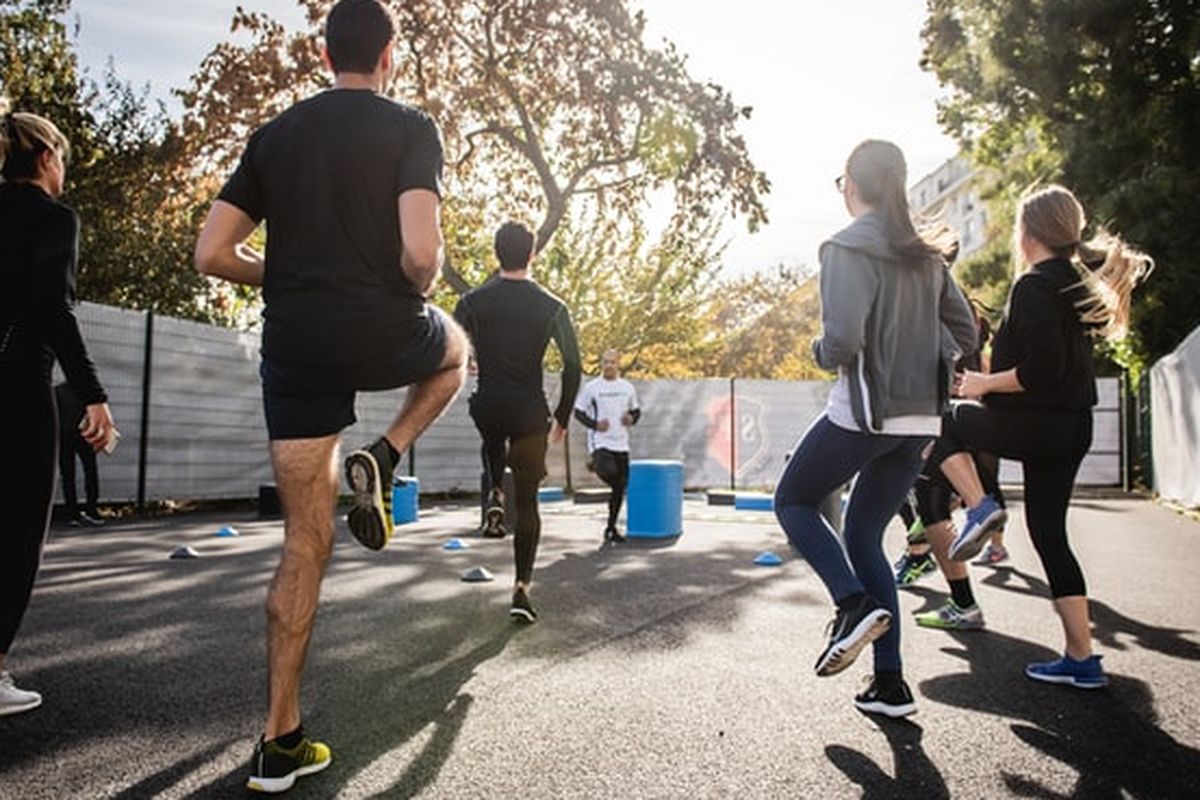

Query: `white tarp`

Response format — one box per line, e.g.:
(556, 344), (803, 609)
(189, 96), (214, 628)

(1150, 325), (1200, 507)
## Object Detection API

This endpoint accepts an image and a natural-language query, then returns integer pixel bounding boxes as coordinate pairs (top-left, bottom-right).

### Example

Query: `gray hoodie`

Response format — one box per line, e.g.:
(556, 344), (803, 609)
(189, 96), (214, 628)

(813, 211), (977, 433)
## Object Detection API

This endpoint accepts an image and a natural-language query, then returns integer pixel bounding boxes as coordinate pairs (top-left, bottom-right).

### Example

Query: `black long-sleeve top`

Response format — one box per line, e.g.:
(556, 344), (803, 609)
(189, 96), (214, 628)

(0, 183), (106, 404)
(453, 276), (581, 427)
(987, 258), (1097, 412)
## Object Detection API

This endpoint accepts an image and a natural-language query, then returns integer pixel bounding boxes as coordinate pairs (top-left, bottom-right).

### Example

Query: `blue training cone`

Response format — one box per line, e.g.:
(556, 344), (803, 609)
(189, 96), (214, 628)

(215, 525), (239, 538)
(753, 551), (784, 567)
(443, 538), (469, 551)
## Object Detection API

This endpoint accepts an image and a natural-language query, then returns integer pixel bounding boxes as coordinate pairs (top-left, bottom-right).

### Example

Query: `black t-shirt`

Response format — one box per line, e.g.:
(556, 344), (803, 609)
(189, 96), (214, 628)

(988, 258), (1098, 411)
(218, 89), (443, 368)
(453, 277), (582, 428)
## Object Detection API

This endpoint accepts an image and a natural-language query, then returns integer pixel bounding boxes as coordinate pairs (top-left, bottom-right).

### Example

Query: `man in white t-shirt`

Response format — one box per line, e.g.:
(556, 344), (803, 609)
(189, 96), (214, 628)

(573, 349), (641, 542)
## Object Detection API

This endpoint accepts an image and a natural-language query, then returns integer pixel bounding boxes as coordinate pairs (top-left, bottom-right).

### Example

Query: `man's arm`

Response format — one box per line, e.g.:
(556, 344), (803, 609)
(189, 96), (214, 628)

(194, 201), (265, 286)
(398, 189), (443, 295)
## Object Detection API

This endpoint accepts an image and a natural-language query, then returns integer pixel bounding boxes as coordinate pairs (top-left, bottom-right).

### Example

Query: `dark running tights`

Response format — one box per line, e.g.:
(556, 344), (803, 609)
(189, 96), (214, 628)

(59, 431), (99, 516)
(482, 431), (548, 585)
(933, 401), (1092, 598)
(593, 449), (630, 530)
(1, 380), (58, 654)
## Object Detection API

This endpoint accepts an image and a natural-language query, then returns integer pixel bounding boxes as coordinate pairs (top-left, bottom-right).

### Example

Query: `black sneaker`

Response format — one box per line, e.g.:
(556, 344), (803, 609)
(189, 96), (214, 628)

(482, 489), (507, 538)
(246, 728), (332, 794)
(854, 675), (917, 718)
(814, 595), (892, 677)
(344, 438), (395, 551)
(604, 527), (626, 544)
(510, 588), (537, 624)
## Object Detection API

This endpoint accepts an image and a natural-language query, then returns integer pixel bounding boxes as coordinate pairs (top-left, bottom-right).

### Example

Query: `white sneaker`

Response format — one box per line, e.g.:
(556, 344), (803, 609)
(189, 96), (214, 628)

(0, 670), (43, 717)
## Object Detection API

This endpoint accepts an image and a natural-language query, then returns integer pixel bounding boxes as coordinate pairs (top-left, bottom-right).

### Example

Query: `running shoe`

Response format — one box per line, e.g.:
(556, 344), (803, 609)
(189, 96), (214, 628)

(482, 488), (507, 539)
(894, 552), (938, 586)
(510, 587), (538, 624)
(246, 728), (332, 794)
(814, 595), (892, 677)
(0, 671), (42, 717)
(1025, 654), (1108, 689)
(854, 674), (917, 718)
(604, 526), (626, 544)
(344, 438), (395, 551)
(972, 543), (1010, 566)
(914, 600), (985, 631)
(949, 495), (1007, 562)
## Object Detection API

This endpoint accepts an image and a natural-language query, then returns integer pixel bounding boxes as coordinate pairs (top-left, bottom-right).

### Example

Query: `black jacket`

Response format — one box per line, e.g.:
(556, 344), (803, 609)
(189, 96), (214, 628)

(0, 183), (106, 404)
(988, 258), (1097, 412)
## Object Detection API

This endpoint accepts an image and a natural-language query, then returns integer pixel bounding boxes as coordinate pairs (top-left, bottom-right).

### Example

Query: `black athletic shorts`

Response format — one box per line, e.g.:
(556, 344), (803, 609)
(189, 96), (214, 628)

(261, 305), (450, 440)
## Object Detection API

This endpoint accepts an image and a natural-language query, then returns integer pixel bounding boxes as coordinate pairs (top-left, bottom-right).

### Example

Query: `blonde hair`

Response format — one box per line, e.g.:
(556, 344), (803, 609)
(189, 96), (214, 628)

(1015, 184), (1153, 340)
(0, 97), (71, 182)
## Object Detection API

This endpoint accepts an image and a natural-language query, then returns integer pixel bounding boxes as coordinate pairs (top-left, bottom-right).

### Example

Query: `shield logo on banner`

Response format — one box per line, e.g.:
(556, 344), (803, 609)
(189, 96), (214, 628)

(706, 394), (768, 483)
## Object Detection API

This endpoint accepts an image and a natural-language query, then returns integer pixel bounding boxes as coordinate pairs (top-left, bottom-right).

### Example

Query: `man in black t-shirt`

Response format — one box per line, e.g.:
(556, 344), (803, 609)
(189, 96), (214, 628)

(194, 1), (467, 793)
(453, 221), (582, 624)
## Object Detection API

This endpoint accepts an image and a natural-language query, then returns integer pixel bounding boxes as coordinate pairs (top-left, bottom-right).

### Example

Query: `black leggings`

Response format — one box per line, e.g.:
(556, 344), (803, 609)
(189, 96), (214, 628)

(59, 430), (99, 516)
(1, 379), (58, 654)
(932, 401), (1092, 598)
(592, 449), (630, 530)
(470, 395), (549, 585)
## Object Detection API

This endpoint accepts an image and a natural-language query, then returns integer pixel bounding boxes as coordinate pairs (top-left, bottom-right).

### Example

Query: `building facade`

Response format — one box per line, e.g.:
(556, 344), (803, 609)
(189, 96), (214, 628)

(909, 156), (988, 260)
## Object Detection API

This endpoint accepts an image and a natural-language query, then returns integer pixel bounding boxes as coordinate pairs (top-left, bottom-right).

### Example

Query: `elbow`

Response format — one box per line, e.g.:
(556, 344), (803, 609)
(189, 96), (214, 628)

(194, 238), (220, 277)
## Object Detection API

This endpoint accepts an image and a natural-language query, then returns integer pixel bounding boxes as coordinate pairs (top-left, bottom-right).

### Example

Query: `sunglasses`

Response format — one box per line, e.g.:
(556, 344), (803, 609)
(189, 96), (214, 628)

(834, 174), (846, 193)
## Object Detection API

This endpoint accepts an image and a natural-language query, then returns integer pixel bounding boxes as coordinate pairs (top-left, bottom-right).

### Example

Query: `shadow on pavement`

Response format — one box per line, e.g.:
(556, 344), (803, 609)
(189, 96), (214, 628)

(981, 566), (1200, 662)
(826, 717), (949, 800)
(0, 509), (796, 798)
(920, 628), (1200, 799)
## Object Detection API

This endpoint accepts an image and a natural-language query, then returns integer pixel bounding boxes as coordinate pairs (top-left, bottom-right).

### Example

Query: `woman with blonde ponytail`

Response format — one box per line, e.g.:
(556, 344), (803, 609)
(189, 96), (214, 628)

(932, 184), (1151, 690)
(0, 100), (118, 716)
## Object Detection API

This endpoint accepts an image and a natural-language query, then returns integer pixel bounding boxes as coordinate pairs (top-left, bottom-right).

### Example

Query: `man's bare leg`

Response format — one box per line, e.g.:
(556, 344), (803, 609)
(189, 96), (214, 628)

(265, 435), (340, 739)
(381, 320), (469, 455)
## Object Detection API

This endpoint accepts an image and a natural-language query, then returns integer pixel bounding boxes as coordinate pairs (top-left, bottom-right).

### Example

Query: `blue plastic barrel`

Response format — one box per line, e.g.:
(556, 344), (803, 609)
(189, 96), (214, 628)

(392, 476), (420, 525)
(627, 460), (684, 538)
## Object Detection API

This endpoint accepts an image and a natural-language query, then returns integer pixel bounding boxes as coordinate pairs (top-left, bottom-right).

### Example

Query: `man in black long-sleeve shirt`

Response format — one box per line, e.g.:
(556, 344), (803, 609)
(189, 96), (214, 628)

(453, 221), (582, 623)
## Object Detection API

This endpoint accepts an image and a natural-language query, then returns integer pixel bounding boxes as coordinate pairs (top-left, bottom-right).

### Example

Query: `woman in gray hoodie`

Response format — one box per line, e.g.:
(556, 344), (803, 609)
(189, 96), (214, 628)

(773, 139), (976, 718)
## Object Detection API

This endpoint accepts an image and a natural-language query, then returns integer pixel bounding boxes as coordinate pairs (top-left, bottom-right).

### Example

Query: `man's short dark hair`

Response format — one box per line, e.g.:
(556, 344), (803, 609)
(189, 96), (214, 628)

(495, 222), (535, 271)
(325, 0), (396, 74)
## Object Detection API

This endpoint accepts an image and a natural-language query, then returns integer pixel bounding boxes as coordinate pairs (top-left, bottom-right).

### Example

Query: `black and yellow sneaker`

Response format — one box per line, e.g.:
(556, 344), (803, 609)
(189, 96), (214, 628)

(344, 438), (395, 551)
(246, 729), (332, 794)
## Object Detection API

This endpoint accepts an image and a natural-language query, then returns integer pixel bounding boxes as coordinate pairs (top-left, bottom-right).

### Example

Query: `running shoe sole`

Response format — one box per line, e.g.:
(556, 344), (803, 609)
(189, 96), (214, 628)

(815, 609), (892, 677)
(854, 697), (918, 718)
(247, 751), (331, 794)
(345, 451), (390, 551)
(0, 695), (42, 717)
(914, 612), (985, 631)
(950, 508), (1008, 562)
(1024, 668), (1108, 689)
(482, 506), (506, 538)
(509, 605), (537, 624)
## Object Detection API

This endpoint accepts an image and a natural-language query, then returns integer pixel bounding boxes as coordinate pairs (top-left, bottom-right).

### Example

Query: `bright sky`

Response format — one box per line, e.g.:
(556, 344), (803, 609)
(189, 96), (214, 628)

(68, 0), (958, 276)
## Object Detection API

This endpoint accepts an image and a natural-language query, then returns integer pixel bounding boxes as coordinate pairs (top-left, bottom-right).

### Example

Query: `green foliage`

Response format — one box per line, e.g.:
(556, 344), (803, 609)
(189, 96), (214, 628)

(922, 0), (1200, 371)
(700, 265), (827, 380)
(1, 0), (237, 325)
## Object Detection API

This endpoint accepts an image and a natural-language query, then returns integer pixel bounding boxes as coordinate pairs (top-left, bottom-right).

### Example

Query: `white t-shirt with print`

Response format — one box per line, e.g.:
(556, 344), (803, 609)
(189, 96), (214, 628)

(575, 376), (640, 453)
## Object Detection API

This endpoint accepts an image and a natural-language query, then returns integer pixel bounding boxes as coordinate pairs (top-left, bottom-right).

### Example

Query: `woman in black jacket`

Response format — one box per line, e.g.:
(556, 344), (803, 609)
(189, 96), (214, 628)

(0, 102), (117, 716)
(934, 184), (1151, 689)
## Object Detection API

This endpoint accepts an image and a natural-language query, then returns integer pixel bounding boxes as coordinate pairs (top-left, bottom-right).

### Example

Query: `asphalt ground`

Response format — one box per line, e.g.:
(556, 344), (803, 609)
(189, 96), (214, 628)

(1, 493), (1198, 799)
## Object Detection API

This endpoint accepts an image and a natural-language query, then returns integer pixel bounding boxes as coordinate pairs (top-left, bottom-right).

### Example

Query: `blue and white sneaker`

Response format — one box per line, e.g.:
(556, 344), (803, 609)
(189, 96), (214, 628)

(949, 496), (1007, 562)
(1025, 654), (1108, 689)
